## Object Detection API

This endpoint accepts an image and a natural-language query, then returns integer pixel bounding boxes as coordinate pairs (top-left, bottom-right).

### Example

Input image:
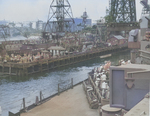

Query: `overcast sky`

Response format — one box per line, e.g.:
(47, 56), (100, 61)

(0, 0), (147, 23)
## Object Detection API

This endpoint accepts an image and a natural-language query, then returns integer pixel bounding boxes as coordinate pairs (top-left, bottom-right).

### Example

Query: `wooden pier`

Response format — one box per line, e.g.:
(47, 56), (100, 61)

(0, 44), (128, 76)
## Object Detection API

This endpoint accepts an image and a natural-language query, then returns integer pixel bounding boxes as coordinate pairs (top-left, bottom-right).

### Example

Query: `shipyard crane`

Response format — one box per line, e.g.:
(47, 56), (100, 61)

(109, 0), (136, 22)
(95, 18), (107, 42)
(0, 25), (10, 53)
(0, 25), (10, 40)
(42, 0), (75, 40)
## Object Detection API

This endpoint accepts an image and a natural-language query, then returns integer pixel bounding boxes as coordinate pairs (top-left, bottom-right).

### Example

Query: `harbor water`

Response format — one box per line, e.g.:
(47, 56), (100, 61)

(0, 51), (130, 116)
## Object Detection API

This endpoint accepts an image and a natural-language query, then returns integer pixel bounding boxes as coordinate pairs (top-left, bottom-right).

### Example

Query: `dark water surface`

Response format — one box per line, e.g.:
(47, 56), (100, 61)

(0, 51), (130, 116)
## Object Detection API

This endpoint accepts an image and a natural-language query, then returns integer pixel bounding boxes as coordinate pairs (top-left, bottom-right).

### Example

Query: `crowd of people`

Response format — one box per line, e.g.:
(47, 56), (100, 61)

(90, 59), (131, 99)
(0, 52), (52, 63)
(92, 61), (111, 99)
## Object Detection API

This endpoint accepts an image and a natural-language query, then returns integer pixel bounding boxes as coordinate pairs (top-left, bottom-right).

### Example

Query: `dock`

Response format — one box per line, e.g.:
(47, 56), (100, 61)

(0, 44), (128, 76)
(20, 84), (99, 116)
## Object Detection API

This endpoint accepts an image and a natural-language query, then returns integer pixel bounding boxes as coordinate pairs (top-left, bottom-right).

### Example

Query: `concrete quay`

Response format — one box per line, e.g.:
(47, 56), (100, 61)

(21, 84), (99, 116)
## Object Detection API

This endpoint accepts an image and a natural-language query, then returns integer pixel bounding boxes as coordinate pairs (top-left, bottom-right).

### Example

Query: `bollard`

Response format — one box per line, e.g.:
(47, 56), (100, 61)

(40, 91), (42, 101)
(71, 78), (73, 89)
(58, 84), (60, 95)
(23, 98), (26, 110)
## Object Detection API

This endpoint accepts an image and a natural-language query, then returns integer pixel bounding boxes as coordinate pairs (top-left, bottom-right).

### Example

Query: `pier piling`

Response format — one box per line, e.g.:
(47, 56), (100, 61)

(40, 91), (42, 101)
(71, 78), (73, 89)
(23, 98), (26, 111)
(58, 84), (60, 95)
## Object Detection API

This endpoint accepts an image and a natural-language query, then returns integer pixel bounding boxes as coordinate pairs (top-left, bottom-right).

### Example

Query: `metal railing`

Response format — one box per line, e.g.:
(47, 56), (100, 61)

(8, 78), (75, 116)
